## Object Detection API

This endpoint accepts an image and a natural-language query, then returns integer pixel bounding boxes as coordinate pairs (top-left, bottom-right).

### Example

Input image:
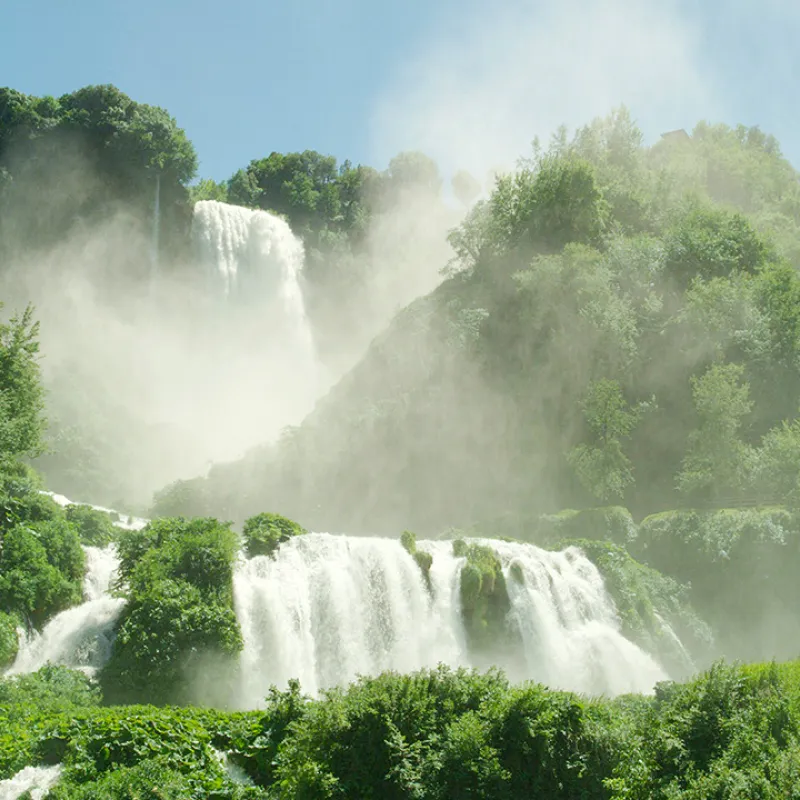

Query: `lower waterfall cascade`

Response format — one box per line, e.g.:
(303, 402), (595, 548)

(0, 766), (63, 800)
(3, 493), (678, 704)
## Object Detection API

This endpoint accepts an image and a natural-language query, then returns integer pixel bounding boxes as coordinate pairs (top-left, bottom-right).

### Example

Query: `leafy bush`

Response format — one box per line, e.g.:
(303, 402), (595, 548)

(102, 517), (243, 705)
(0, 524), (82, 626)
(0, 610), (18, 667)
(65, 504), (117, 546)
(101, 579), (242, 705)
(242, 512), (306, 558)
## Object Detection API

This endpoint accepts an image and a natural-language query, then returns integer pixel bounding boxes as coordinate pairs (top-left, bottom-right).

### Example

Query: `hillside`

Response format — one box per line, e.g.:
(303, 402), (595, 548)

(154, 110), (800, 534)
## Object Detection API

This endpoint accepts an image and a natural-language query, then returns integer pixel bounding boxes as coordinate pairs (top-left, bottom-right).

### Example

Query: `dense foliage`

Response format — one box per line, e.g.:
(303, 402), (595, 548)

(242, 512), (307, 558)
(100, 517), (243, 706)
(4, 661), (800, 798)
(0, 84), (196, 267)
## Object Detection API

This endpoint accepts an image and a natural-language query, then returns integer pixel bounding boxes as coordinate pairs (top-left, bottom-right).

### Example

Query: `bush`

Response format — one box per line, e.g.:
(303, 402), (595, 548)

(65, 504), (117, 546)
(0, 610), (19, 667)
(242, 512), (306, 558)
(0, 524), (82, 627)
(102, 517), (243, 706)
(101, 579), (242, 706)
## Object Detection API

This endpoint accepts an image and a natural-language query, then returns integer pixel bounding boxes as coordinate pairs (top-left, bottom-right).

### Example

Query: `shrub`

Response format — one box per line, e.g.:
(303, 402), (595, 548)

(0, 610), (19, 667)
(65, 504), (117, 546)
(242, 512), (306, 558)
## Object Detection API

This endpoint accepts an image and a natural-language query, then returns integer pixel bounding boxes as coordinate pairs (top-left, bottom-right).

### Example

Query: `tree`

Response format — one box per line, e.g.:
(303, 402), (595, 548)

(0, 304), (46, 458)
(490, 156), (608, 255)
(568, 379), (644, 501)
(451, 170), (481, 207)
(663, 206), (772, 289)
(677, 363), (754, 501)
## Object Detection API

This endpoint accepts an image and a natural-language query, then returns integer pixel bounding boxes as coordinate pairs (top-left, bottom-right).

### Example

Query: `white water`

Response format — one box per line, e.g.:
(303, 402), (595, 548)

(189, 200), (323, 446)
(233, 534), (668, 707)
(0, 765), (62, 800)
(44, 491), (149, 531)
(6, 490), (672, 701)
(7, 545), (123, 677)
(192, 200), (314, 352)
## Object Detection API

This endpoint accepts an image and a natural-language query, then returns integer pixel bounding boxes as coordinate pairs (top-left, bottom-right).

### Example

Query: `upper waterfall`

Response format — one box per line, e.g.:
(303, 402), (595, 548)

(191, 198), (321, 403)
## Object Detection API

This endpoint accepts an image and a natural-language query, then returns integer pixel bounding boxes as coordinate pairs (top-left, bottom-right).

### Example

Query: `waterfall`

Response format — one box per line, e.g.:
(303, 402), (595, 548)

(6, 545), (123, 677)
(192, 199), (310, 320)
(5, 498), (673, 702)
(0, 765), (62, 800)
(494, 541), (667, 695)
(233, 536), (468, 706)
(233, 534), (668, 707)
(191, 199), (321, 403)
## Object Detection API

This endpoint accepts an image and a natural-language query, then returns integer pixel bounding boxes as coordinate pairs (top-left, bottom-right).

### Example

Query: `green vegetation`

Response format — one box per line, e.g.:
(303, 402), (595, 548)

(151, 110), (800, 545)
(100, 517), (243, 706)
(242, 512), (306, 558)
(63, 505), (118, 547)
(634, 506), (800, 661)
(400, 529), (434, 585)
(458, 543), (511, 651)
(5, 661), (800, 798)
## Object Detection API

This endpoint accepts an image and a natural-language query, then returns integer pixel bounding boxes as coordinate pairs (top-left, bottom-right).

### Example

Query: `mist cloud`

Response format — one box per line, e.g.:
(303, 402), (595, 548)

(370, 0), (717, 181)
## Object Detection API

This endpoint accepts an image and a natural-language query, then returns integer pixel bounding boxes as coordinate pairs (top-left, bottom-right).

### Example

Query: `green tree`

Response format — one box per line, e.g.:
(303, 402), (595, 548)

(490, 155), (607, 255)
(0, 304), (46, 458)
(568, 379), (644, 501)
(677, 363), (754, 501)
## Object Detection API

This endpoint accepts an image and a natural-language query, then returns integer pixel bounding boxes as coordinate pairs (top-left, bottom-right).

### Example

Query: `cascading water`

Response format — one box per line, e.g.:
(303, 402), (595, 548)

(7, 544), (123, 676)
(5, 493), (675, 702)
(233, 536), (468, 705)
(233, 534), (669, 707)
(0, 765), (62, 800)
(192, 200), (314, 351)
(190, 199), (323, 428)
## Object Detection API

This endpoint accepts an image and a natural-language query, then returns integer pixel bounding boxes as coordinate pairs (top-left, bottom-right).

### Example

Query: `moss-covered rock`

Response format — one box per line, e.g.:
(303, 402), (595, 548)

(634, 506), (800, 661)
(399, 530), (433, 587)
(458, 543), (511, 652)
(560, 538), (713, 677)
(243, 512), (307, 559)
(0, 610), (19, 667)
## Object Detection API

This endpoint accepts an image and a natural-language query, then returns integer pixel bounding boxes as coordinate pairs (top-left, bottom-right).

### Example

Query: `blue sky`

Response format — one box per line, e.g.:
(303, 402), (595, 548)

(3, 0), (799, 183)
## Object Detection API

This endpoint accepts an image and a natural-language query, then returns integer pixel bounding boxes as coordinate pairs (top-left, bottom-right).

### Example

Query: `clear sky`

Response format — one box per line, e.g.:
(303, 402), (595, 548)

(2, 0), (799, 182)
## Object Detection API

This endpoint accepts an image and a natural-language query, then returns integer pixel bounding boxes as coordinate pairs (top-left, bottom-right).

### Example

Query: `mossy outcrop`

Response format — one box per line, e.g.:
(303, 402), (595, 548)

(243, 512), (307, 558)
(634, 506), (800, 660)
(400, 530), (434, 587)
(560, 539), (713, 677)
(454, 541), (511, 651)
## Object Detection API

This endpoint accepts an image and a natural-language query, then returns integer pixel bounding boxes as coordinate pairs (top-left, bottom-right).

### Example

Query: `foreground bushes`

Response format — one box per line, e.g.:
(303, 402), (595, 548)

(4, 661), (800, 799)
